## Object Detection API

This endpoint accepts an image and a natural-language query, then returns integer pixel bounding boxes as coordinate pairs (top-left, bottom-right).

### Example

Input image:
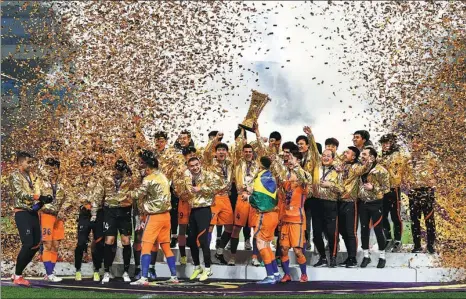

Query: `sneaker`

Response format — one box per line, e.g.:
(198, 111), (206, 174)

(148, 268), (157, 280)
(228, 257), (236, 266)
(257, 276), (276, 284)
(215, 253), (228, 265)
(170, 237), (178, 248)
(101, 272), (110, 284)
(251, 257), (261, 267)
(134, 268), (141, 280)
(280, 274), (291, 283)
(346, 258), (358, 268)
(13, 276), (31, 287)
(260, 260), (265, 267)
(412, 247), (423, 253)
(180, 256), (187, 265)
(190, 266), (203, 280)
(166, 276), (180, 284)
(427, 244), (435, 254)
(225, 241), (231, 250)
(122, 272), (131, 282)
(215, 238), (221, 249)
(93, 272), (100, 282)
(199, 268), (212, 282)
(44, 274), (63, 282)
(306, 243), (312, 251)
(329, 257), (337, 268)
(130, 277), (149, 286)
(392, 241), (402, 253)
(339, 258), (348, 267)
(274, 274), (281, 282)
(299, 274), (308, 282)
(377, 258), (386, 268)
(75, 271), (82, 281)
(385, 240), (395, 252)
(360, 257), (371, 268)
(109, 271), (115, 279)
(313, 257), (328, 267)
(244, 238), (252, 250)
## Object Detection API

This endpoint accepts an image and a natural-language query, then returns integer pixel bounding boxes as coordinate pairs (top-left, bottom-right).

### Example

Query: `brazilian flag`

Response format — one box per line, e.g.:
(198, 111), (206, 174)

(249, 170), (277, 212)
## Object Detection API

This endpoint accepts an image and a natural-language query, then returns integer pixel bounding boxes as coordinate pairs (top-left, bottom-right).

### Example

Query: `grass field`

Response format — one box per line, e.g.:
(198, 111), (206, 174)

(2, 287), (465, 299)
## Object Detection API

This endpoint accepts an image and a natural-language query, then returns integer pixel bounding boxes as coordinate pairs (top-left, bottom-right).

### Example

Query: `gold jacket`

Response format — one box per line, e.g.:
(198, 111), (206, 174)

(203, 140), (234, 195)
(357, 164), (391, 201)
(130, 170), (171, 215)
(340, 162), (372, 201)
(407, 151), (440, 189)
(9, 170), (41, 211)
(234, 159), (260, 193)
(313, 165), (343, 201)
(378, 150), (411, 188)
(301, 132), (321, 188)
(184, 169), (226, 208)
(271, 161), (312, 187)
(98, 171), (134, 209)
(156, 147), (184, 182)
(172, 163), (192, 203)
(37, 177), (68, 215)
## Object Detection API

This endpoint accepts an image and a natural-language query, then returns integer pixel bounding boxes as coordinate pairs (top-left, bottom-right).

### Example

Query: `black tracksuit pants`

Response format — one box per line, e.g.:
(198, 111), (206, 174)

(359, 200), (386, 251)
(338, 201), (358, 259)
(409, 187), (436, 248)
(311, 199), (339, 258)
(383, 187), (403, 241)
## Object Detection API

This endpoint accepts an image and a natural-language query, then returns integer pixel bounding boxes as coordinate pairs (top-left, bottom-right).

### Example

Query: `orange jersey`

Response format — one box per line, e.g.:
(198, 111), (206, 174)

(281, 179), (307, 224)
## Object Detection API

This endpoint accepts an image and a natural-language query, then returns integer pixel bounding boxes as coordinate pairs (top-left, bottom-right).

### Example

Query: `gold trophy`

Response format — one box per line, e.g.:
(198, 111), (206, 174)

(239, 90), (271, 132)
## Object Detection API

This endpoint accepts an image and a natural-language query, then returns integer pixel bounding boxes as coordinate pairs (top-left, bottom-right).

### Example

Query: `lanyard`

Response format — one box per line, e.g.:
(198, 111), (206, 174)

(50, 180), (58, 200)
(246, 162), (252, 176)
(321, 166), (334, 181)
(114, 176), (123, 192)
(21, 171), (34, 190)
(221, 164), (228, 179)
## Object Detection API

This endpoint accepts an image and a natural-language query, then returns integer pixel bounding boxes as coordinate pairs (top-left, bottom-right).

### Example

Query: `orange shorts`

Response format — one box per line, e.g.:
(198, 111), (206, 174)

(40, 213), (64, 241)
(249, 207), (259, 228)
(142, 212), (171, 245)
(280, 222), (305, 248)
(178, 199), (191, 225)
(234, 196), (250, 227)
(254, 211), (278, 242)
(210, 194), (234, 225)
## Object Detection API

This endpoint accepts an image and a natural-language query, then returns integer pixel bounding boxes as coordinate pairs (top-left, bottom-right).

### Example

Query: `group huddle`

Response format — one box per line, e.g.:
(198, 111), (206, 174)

(8, 123), (439, 286)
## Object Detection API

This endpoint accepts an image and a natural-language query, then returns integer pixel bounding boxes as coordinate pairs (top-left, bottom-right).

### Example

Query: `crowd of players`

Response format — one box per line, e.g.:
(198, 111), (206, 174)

(8, 123), (439, 286)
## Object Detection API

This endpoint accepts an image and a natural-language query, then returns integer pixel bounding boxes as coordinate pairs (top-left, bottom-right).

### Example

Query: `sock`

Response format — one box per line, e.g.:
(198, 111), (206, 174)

(123, 245), (131, 272)
(104, 244), (114, 272)
(220, 231), (232, 250)
(50, 251), (58, 274)
(271, 259), (279, 275)
(151, 250), (158, 265)
(282, 260), (290, 275)
(134, 249), (141, 268)
(299, 262), (307, 275)
(379, 250), (386, 259)
(230, 238), (240, 254)
(141, 254), (151, 278)
(43, 250), (53, 275)
(166, 256), (177, 276)
(265, 263), (274, 276)
(252, 238), (259, 256)
(179, 235), (187, 257)
(179, 246), (186, 257)
(364, 249), (370, 258)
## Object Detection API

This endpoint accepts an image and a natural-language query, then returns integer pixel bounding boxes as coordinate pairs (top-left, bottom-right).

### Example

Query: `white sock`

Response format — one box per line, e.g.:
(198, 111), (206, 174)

(171, 275), (177, 279)
(364, 249), (370, 258)
(379, 250), (386, 259)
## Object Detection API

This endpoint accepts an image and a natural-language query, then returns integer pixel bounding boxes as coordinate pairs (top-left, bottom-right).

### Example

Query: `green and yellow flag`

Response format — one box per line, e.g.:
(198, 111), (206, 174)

(249, 170), (277, 212)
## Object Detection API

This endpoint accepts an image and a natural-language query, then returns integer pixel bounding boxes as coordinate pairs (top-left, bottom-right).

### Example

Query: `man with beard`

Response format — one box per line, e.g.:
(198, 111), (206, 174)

(358, 148), (390, 269)
(378, 134), (410, 252)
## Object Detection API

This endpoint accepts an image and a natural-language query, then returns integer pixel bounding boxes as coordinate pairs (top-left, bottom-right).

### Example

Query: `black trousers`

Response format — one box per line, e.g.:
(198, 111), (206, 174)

(383, 187), (403, 241)
(338, 201), (358, 259)
(170, 186), (179, 235)
(304, 197), (315, 243)
(188, 207), (212, 267)
(359, 200), (386, 251)
(311, 199), (339, 257)
(15, 210), (41, 276)
(409, 187), (436, 248)
(75, 209), (104, 271)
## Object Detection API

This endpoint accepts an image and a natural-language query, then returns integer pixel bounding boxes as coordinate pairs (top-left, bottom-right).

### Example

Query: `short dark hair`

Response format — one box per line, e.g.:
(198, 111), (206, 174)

(296, 135), (309, 145)
(155, 131), (168, 140)
(187, 156), (200, 164)
(208, 131), (218, 138)
(182, 146), (197, 156)
(215, 143), (229, 152)
(180, 130), (191, 137)
(316, 142), (323, 155)
(365, 147), (378, 159)
(139, 149), (158, 169)
(347, 146), (360, 160)
(81, 157), (97, 167)
(260, 156), (272, 169)
(325, 138), (339, 148)
(379, 133), (397, 144)
(354, 130), (370, 142)
(45, 157), (60, 169)
(234, 128), (246, 140)
(269, 131), (282, 141)
(16, 151), (33, 163)
(282, 141), (298, 152)
(291, 149), (303, 160)
(115, 159), (131, 173)
(243, 144), (253, 150)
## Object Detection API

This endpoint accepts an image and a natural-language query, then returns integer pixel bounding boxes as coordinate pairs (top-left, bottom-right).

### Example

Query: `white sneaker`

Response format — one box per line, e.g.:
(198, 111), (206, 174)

(244, 238), (252, 250)
(130, 277), (149, 286)
(122, 272), (131, 282)
(225, 241), (231, 250)
(166, 276), (180, 284)
(109, 271), (115, 279)
(44, 274), (63, 282)
(102, 272), (110, 284)
(228, 257), (236, 266)
(251, 257), (261, 267)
